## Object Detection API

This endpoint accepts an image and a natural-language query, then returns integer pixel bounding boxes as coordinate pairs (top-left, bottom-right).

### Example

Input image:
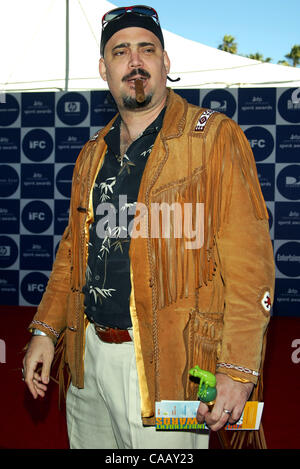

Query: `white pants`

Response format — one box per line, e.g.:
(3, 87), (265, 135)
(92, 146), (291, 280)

(66, 323), (209, 449)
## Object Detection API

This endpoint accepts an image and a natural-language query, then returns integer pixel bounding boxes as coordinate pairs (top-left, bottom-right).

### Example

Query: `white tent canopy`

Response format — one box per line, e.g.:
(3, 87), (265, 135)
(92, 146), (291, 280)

(2, 0), (300, 93)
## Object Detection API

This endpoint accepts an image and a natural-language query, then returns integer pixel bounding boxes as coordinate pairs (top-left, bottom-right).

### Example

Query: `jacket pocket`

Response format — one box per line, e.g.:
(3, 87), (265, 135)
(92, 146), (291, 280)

(183, 309), (223, 400)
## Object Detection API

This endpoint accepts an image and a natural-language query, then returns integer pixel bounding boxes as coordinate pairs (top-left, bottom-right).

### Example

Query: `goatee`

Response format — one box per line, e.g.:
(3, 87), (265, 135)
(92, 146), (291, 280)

(121, 68), (152, 109)
(122, 93), (153, 109)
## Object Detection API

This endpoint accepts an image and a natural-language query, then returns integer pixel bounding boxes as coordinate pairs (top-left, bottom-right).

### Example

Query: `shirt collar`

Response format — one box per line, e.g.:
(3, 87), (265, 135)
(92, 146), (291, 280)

(104, 107), (166, 155)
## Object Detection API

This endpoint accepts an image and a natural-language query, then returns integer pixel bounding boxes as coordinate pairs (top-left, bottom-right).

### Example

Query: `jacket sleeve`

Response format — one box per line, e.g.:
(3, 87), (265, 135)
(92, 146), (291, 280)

(27, 145), (85, 342)
(28, 224), (72, 342)
(214, 118), (275, 384)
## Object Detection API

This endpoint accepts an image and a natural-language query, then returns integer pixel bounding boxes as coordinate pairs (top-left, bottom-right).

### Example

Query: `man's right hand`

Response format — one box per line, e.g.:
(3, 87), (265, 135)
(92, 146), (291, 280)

(23, 335), (55, 399)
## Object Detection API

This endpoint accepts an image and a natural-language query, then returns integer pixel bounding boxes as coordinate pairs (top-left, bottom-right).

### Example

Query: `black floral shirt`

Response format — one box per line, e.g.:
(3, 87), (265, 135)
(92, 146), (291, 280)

(83, 108), (165, 328)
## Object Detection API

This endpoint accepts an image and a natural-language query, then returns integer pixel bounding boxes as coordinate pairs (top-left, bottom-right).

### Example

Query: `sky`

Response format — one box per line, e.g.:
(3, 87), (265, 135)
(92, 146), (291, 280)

(110, 0), (300, 65)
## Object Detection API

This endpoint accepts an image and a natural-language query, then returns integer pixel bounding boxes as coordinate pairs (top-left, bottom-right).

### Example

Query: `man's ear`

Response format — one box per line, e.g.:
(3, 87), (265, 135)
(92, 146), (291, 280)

(163, 51), (171, 75)
(99, 57), (107, 81)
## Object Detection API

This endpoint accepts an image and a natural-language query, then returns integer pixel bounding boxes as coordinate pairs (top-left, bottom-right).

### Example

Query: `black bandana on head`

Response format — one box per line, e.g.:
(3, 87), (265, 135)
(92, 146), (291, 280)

(100, 12), (165, 57)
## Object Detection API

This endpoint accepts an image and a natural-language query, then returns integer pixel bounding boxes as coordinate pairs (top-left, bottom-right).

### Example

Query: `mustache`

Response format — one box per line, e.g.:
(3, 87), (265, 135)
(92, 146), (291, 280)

(122, 68), (151, 82)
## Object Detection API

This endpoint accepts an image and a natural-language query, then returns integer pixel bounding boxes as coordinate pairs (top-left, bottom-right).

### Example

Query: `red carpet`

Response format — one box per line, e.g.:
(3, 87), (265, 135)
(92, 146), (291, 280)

(0, 306), (299, 449)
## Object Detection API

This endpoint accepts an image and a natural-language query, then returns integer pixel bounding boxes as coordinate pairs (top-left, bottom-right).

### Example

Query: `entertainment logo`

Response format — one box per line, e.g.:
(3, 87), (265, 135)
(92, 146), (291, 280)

(275, 241), (300, 277)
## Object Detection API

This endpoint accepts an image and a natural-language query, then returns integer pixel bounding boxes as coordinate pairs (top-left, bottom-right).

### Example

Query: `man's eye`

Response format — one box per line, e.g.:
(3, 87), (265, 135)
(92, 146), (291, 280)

(114, 50), (125, 56)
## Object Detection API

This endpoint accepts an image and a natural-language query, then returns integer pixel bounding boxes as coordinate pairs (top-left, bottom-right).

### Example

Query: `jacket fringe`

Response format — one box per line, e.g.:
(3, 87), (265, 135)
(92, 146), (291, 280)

(49, 331), (71, 409)
(151, 118), (268, 311)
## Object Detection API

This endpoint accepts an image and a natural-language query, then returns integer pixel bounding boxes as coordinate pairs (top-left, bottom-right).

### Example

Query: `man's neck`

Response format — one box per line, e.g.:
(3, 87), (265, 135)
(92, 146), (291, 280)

(119, 93), (167, 143)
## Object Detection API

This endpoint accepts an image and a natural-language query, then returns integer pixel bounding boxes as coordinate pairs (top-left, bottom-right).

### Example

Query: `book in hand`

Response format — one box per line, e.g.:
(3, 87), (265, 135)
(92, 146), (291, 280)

(155, 400), (264, 431)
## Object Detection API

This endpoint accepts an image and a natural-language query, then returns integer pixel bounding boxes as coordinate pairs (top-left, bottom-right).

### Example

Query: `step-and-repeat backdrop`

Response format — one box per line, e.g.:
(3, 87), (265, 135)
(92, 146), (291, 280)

(0, 88), (299, 315)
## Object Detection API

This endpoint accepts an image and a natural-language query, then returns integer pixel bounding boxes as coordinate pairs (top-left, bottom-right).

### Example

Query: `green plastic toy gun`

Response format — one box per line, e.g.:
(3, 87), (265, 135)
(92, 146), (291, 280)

(189, 365), (217, 407)
(189, 366), (234, 449)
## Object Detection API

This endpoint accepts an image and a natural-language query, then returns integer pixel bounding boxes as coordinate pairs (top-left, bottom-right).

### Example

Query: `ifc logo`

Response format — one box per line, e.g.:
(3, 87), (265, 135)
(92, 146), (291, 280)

(21, 272), (49, 305)
(22, 129), (53, 162)
(21, 201), (53, 233)
(244, 126), (274, 162)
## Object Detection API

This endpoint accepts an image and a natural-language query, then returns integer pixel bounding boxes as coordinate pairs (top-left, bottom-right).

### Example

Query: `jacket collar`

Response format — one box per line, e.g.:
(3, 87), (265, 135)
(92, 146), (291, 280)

(160, 88), (188, 140)
(98, 88), (188, 142)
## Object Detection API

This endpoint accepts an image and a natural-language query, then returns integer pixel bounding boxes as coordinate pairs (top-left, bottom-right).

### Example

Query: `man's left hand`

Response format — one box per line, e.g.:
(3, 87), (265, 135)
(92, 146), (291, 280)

(196, 372), (254, 431)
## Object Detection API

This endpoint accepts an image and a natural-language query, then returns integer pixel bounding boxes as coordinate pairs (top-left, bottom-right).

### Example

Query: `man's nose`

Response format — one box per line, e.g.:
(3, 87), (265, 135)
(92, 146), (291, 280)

(129, 50), (143, 68)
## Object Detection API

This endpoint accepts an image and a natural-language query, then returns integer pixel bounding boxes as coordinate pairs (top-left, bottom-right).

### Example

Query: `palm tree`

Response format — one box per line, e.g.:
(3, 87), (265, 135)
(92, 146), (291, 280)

(218, 35), (237, 54)
(277, 60), (291, 67)
(285, 45), (300, 67)
(247, 53), (272, 63)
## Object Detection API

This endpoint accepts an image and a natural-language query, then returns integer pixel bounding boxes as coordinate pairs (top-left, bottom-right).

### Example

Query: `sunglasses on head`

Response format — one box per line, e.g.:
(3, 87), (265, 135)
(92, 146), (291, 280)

(101, 5), (160, 29)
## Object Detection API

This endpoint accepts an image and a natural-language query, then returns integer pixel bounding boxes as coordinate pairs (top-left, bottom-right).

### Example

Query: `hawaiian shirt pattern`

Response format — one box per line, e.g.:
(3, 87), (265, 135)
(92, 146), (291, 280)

(83, 109), (165, 328)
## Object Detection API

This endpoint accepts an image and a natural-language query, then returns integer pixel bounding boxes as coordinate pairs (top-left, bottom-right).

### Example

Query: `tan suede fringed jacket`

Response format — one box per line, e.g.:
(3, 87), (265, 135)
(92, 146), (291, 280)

(29, 90), (275, 425)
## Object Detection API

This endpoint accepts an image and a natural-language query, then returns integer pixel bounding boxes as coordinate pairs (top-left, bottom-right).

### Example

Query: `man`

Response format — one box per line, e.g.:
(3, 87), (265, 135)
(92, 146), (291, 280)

(23, 5), (274, 449)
